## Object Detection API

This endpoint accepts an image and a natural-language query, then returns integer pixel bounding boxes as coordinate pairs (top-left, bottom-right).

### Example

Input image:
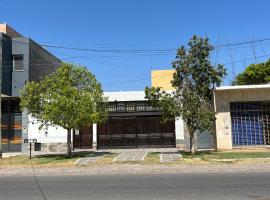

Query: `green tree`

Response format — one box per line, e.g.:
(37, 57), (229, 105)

(234, 59), (270, 85)
(20, 63), (107, 157)
(145, 35), (226, 153)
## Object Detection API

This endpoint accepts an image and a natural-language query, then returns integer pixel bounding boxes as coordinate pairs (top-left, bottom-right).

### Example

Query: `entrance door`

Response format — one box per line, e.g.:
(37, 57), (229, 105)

(73, 126), (93, 149)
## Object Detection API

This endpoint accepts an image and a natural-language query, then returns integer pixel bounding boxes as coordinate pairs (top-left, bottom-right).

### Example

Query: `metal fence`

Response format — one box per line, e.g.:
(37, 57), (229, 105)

(231, 102), (270, 146)
(105, 101), (159, 113)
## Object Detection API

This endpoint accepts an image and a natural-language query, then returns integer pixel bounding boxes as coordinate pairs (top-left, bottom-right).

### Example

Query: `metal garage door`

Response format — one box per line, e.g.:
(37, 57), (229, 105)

(230, 102), (270, 146)
(97, 116), (175, 149)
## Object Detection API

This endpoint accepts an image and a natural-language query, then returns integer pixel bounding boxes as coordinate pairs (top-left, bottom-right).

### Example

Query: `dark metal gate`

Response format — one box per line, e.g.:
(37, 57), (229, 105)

(231, 102), (270, 146)
(97, 116), (175, 149)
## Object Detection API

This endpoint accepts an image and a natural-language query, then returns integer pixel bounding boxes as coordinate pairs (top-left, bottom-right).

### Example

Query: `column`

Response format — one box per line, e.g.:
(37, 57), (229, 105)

(175, 117), (184, 148)
(92, 123), (97, 150)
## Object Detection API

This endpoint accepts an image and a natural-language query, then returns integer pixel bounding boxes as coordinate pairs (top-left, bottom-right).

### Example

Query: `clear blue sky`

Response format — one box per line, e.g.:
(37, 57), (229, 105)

(1, 0), (270, 91)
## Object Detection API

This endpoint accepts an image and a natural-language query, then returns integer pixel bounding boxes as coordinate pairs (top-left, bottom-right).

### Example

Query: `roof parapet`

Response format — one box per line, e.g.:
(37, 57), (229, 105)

(0, 23), (23, 38)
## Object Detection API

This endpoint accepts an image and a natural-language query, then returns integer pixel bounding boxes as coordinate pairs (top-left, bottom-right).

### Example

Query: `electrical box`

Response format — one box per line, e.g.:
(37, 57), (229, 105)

(34, 143), (41, 151)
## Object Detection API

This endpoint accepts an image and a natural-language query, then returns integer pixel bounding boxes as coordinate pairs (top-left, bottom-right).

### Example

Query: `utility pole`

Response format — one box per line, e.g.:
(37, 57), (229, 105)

(0, 38), (2, 158)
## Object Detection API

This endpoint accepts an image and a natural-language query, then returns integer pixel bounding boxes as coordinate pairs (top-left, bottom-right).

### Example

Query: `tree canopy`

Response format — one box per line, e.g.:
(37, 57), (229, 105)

(234, 59), (270, 85)
(145, 35), (226, 153)
(20, 63), (107, 156)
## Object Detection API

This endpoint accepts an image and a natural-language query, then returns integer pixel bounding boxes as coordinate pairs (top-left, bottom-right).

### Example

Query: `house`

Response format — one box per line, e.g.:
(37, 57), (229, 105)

(24, 69), (216, 153)
(25, 70), (189, 152)
(28, 69), (213, 153)
(214, 85), (270, 150)
(0, 23), (61, 153)
(26, 90), (185, 152)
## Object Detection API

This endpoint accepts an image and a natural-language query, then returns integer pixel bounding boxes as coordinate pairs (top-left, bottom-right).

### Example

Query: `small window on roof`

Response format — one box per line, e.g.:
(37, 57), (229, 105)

(13, 55), (24, 71)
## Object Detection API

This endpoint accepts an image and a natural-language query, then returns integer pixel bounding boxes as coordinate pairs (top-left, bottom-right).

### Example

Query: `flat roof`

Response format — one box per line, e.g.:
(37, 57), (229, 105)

(104, 91), (146, 102)
(215, 84), (270, 91)
(0, 23), (22, 37)
(104, 90), (174, 102)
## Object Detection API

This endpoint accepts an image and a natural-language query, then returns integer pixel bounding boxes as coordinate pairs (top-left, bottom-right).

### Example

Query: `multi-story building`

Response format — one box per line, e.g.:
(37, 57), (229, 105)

(0, 23), (61, 152)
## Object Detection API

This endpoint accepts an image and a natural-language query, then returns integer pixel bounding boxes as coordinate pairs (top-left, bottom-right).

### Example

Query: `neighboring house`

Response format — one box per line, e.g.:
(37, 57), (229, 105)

(214, 85), (270, 150)
(151, 69), (175, 90)
(0, 24), (61, 152)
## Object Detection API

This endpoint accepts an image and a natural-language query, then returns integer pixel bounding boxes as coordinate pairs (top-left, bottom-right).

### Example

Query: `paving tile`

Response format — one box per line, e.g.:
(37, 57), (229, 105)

(75, 153), (105, 165)
(114, 150), (148, 162)
(160, 152), (182, 163)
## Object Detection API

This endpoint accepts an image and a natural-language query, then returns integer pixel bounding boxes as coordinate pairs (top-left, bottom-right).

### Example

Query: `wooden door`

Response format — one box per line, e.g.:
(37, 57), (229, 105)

(74, 126), (93, 149)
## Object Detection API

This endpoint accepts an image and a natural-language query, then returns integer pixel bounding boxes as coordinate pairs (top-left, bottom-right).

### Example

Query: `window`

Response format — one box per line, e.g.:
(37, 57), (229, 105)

(13, 55), (24, 71)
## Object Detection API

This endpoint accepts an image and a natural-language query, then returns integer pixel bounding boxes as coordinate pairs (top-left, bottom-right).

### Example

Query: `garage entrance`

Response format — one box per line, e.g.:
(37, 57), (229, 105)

(97, 116), (175, 149)
(230, 102), (270, 146)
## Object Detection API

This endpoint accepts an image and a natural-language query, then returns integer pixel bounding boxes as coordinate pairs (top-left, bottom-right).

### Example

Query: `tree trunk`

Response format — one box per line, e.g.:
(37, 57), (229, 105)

(189, 129), (197, 154)
(67, 129), (72, 157)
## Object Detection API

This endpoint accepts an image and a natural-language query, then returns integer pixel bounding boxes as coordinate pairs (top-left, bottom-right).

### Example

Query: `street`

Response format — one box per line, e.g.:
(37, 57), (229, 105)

(0, 172), (270, 200)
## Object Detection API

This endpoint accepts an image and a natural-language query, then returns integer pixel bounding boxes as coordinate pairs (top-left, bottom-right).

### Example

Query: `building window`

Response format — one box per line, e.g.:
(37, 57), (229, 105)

(13, 55), (24, 71)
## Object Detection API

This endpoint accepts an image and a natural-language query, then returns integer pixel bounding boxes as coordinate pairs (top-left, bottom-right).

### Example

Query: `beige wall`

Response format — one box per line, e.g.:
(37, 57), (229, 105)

(151, 70), (175, 90)
(0, 24), (22, 37)
(214, 88), (270, 150)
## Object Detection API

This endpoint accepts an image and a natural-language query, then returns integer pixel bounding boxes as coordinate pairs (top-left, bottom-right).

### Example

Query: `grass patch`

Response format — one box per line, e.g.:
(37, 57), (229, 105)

(144, 152), (160, 164)
(182, 151), (270, 160)
(0, 155), (77, 168)
(0, 151), (107, 168)
(95, 153), (119, 164)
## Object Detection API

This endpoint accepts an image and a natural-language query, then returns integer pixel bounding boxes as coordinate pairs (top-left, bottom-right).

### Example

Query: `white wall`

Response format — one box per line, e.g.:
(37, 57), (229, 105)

(104, 90), (174, 102)
(104, 91), (146, 102)
(27, 115), (67, 143)
(175, 117), (184, 140)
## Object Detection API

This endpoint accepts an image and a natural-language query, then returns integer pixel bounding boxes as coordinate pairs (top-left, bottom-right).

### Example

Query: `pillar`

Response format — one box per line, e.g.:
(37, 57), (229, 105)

(92, 123), (97, 150)
(175, 117), (184, 148)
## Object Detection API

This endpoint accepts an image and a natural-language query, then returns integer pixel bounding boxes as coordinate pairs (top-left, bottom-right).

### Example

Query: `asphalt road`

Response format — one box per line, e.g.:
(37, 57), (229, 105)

(0, 172), (270, 200)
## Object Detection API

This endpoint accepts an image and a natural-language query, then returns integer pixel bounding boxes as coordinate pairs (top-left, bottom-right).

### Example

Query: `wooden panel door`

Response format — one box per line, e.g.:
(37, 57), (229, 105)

(74, 126), (93, 149)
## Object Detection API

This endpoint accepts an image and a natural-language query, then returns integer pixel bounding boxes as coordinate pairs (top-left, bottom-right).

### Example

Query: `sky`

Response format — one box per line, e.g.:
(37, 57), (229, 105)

(1, 0), (270, 91)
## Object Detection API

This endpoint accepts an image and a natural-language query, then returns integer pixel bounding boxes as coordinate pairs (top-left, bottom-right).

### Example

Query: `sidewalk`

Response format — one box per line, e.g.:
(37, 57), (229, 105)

(1, 160), (270, 177)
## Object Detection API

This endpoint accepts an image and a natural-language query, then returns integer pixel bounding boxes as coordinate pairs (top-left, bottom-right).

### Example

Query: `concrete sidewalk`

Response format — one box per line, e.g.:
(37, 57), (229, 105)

(113, 150), (148, 162)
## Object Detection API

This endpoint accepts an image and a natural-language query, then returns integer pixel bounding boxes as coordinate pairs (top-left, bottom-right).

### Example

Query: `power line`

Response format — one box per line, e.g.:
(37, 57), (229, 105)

(4, 36), (270, 54)
(103, 52), (270, 86)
